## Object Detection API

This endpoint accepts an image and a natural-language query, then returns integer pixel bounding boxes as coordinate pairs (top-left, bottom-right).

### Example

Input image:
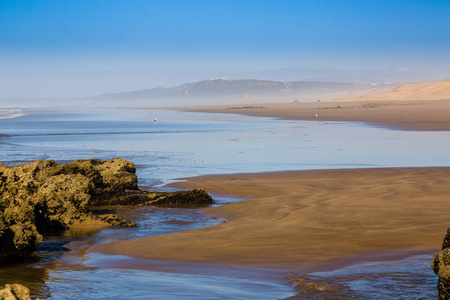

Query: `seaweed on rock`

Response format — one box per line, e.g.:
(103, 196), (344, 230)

(432, 227), (450, 299)
(0, 158), (214, 264)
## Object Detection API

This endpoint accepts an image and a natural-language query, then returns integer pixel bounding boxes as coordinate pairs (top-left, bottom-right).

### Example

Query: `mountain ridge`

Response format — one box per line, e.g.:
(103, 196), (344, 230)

(88, 78), (398, 106)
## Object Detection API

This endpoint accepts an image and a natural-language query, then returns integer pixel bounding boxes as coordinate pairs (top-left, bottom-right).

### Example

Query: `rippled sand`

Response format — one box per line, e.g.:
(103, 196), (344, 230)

(91, 167), (450, 273)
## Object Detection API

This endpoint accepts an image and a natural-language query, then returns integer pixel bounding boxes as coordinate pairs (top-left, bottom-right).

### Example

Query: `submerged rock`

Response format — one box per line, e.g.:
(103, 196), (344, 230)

(432, 227), (450, 299)
(92, 214), (136, 227)
(0, 158), (214, 264)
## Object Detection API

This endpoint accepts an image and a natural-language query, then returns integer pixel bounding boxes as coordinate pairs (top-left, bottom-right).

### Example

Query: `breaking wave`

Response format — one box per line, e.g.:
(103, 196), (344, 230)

(0, 109), (25, 119)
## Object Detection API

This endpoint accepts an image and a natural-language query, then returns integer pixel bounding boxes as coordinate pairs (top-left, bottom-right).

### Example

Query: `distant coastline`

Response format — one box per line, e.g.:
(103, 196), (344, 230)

(164, 99), (450, 131)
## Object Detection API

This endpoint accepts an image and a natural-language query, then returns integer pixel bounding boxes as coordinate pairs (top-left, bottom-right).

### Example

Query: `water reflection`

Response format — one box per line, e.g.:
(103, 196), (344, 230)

(288, 253), (438, 299)
(46, 263), (293, 300)
(0, 259), (50, 298)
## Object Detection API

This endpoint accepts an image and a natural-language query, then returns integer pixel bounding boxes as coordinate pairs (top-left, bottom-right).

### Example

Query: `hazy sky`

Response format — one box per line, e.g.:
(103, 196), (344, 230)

(1, 0), (450, 98)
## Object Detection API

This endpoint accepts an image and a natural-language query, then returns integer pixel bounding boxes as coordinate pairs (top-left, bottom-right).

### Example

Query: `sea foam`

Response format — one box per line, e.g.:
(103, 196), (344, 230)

(0, 109), (24, 119)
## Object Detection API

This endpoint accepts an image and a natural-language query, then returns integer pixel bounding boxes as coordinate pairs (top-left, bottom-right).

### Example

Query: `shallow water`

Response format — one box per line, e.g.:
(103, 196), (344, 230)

(1, 108), (450, 186)
(46, 266), (291, 300)
(0, 194), (295, 299)
(290, 253), (438, 299)
(0, 108), (448, 299)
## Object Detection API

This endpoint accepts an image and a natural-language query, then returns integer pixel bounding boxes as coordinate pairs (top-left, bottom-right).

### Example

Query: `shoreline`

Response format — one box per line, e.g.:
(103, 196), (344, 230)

(89, 101), (450, 274)
(161, 99), (450, 131)
(89, 167), (450, 273)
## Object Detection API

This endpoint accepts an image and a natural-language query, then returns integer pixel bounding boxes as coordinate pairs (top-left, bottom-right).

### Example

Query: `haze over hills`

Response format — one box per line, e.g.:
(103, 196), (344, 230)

(5, 78), (450, 108)
(86, 78), (398, 107)
(331, 79), (450, 102)
(0, 78), (404, 108)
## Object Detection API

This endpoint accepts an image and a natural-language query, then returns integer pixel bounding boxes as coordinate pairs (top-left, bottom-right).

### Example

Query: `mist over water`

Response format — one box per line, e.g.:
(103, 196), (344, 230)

(0, 108), (447, 298)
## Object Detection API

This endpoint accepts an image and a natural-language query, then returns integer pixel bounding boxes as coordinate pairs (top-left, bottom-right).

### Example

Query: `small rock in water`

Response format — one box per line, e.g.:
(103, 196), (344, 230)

(432, 227), (450, 299)
(0, 283), (33, 300)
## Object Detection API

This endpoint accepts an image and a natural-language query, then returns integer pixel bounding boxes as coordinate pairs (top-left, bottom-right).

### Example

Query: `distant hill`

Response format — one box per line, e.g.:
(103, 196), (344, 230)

(330, 79), (450, 102)
(87, 79), (398, 106)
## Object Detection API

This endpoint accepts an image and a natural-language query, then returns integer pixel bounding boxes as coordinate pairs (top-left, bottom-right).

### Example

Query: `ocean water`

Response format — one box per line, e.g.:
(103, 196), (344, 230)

(1, 108), (450, 186)
(1, 108), (449, 299)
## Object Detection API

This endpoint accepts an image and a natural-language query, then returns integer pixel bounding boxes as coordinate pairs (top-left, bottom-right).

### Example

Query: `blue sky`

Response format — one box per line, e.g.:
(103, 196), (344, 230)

(1, 0), (450, 98)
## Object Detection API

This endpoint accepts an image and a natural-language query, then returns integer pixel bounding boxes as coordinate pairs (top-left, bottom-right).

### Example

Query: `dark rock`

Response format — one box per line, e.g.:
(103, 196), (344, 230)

(432, 227), (450, 299)
(0, 158), (213, 264)
(95, 188), (214, 206)
(37, 239), (72, 252)
(144, 188), (214, 206)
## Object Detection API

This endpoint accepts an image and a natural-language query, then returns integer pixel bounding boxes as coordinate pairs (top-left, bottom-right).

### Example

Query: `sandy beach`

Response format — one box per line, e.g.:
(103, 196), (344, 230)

(166, 80), (450, 131)
(5, 1), (450, 297)
(167, 99), (450, 131)
(90, 167), (450, 272)
(89, 96), (450, 275)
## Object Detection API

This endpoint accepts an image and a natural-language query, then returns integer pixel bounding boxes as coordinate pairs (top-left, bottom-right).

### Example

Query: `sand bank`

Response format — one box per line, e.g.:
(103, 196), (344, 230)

(90, 167), (450, 272)
(168, 100), (450, 131)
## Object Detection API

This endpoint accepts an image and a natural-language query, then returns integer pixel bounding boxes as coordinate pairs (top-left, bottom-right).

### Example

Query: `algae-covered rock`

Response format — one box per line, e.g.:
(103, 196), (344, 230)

(0, 283), (32, 300)
(93, 214), (136, 227)
(442, 227), (450, 250)
(144, 188), (214, 206)
(0, 158), (138, 263)
(0, 158), (214, 264)
(432, 227), (450, 299)
(34, 173), (93, 233)
(94, 188), (214, 206)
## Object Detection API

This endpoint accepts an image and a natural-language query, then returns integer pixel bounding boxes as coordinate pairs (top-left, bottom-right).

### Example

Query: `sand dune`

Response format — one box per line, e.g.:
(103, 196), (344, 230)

(90, 168), (450, 273)
(331, 79), (450, 102)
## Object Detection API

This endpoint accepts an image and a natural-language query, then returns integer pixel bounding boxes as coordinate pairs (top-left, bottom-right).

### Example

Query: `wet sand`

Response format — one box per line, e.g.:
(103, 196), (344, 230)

(91, 98), (450, 273)
(66, 219), (112, 238)
(168, 99), (450, 131)
(90, 167), (450, 272)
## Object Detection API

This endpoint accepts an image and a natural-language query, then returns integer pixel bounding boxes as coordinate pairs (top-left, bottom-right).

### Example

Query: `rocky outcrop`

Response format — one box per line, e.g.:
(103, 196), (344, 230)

(0, 284), (32, 300)
(0, 158), (214, 264)
(432, 227), (450, 299)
